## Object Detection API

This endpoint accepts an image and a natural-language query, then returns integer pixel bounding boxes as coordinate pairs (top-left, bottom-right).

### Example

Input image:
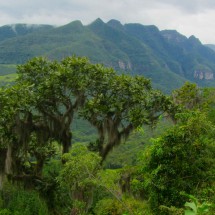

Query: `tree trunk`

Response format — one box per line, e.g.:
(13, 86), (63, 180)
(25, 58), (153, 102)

(5, 144), (12, 175)
(0, 173), (5, 190)
(35, 156), (45, 177)
(62, 131), (72, 154)
(0, 148), (7, 190)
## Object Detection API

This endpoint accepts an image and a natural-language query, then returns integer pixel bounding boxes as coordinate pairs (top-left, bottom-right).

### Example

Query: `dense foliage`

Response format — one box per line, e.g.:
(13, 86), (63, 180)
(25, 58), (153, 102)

(140, 111), (215, 214)
(0, 57), (214, 215)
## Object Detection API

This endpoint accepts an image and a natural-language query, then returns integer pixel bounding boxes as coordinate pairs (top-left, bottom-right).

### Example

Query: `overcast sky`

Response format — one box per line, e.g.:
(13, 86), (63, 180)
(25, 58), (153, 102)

(0, 0), (215, 44)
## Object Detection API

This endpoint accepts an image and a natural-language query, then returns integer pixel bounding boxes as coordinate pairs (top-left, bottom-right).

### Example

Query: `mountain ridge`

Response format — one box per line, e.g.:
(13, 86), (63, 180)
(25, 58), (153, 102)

(0, 18), (215, 92)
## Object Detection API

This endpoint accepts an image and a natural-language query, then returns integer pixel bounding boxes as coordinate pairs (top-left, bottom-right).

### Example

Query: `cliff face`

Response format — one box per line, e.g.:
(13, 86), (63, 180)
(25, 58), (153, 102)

(118, 60), (132, 70)
(194, 71), (214, 80)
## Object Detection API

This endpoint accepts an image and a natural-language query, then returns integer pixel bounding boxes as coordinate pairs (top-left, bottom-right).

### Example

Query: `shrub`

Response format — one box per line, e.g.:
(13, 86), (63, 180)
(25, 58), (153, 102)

(0, 183), (48, 215)
(140, 112), (215, 214)
(94, 197), (152, 215)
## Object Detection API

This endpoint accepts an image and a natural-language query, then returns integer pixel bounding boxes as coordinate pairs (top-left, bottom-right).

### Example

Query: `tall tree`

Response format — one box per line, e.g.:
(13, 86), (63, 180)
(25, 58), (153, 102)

(81, 74), (171, 161)
(17, 56), (116, 154)
(0, 84), (35, 187)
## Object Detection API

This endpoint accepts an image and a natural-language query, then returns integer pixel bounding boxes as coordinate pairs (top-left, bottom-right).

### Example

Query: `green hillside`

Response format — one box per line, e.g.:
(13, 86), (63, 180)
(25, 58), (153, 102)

(0, 64), (16, 75)
(0, 19), (215, 92)
(0, 23), (53, 42)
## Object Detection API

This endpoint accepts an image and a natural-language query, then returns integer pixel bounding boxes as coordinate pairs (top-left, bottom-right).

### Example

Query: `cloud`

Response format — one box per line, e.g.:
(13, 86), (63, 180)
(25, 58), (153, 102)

(139, 0), (215, 13)
(0, 0), (215, 43)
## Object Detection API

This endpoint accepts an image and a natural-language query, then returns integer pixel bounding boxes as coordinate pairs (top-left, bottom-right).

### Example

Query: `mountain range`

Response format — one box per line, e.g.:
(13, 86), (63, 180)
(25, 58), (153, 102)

(1, 18), (215, 92)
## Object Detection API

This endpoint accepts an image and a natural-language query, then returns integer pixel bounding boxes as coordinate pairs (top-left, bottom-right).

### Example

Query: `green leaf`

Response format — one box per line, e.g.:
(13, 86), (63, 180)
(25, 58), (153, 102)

(184, 209), (196, 215)
(185, 202), (197, 213)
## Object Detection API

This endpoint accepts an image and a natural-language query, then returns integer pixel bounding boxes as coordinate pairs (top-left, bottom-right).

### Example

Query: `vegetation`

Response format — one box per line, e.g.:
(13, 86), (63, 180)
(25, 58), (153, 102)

(2, 19), (215, 92)
(0, 56), (214, 215)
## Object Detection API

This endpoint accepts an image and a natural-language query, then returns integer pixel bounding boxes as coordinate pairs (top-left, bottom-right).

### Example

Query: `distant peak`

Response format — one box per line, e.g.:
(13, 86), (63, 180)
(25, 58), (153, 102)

(64, 20), (83, 26)
(188, 35), (201, 44)
(88, 18), (106, 29)
(72, 20), (83, 24)
(107, 19), (124, 30)
(107, 19), (122, 26)
(57, 20), (84, 33)
(92, 18), (104, 24)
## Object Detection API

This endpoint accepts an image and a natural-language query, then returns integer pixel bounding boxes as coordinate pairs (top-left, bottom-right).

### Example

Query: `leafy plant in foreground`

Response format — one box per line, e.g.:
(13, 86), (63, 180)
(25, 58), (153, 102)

(183, 194), (212, 215)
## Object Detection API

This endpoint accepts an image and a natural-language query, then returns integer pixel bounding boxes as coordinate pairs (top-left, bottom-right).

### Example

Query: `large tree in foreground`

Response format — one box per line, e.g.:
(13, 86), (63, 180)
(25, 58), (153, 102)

(17, 56), (115, 154)
(17, 57), (173, 162)
(81, 74), (171, 161)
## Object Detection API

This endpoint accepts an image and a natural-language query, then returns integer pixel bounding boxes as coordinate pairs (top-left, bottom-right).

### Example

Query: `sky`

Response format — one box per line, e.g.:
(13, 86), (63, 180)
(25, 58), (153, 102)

(0, 0), (215, 44)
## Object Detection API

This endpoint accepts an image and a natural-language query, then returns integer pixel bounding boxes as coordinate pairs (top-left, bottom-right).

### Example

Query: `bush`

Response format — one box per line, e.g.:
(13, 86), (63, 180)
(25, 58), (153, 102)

(0, 183), (48, 215)
(140, 112), (215, 214)
(0, 209), (11, 215)
(94, 198), (124, 215)
(94, 197), (152, 215)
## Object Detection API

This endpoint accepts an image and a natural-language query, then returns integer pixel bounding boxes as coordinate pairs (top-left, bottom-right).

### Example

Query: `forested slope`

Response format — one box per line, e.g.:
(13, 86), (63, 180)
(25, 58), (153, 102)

(1, 19), (215, 91)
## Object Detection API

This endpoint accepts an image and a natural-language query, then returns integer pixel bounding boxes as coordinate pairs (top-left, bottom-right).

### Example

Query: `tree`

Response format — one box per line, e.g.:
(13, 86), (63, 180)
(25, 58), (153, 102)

(140, 111), (215, 214)
(58, 144), (101, 214)
(81, 74), (171, 161)
(0, 82), (61, 188)
(172, 82), (202, 110)
(0, 84), (38, 187)
(17, 57), (74, 154)
(17, 56), (173, 163)
(17, 56), (116, 155)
